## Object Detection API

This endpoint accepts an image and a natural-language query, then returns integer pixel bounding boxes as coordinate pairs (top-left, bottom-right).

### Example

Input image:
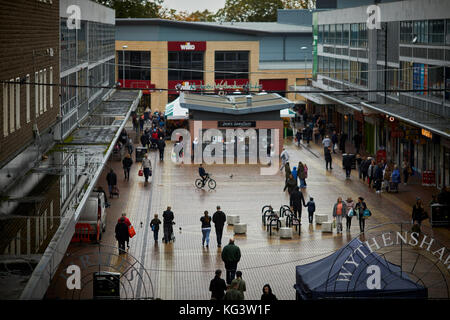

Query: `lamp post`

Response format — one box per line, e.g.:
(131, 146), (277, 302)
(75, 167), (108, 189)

(122, 45), (127, 88)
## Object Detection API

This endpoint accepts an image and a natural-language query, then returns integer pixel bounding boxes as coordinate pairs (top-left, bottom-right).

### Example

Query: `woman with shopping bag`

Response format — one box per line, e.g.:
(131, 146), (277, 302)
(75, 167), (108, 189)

(355, 197), (369, 233)
(140, 154), (152, 184)
(344, 197), (355, 231)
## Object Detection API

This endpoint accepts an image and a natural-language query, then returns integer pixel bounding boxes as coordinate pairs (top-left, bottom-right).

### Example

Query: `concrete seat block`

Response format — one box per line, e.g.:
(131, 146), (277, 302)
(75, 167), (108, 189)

(321, 221), (333, 233)
(315, 214), (329, 224)
(279, 227), (293, 239)
(233, 223), (247, 234)
(227, 215), (240, 225)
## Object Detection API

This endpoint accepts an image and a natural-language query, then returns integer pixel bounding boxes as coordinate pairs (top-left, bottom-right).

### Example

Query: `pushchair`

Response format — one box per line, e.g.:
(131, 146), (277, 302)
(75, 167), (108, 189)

(162, 222), (176, 243)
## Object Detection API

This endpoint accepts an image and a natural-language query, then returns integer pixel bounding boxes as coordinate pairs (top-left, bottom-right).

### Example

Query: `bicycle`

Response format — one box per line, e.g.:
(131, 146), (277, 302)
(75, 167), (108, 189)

(195, 174), (216, 190)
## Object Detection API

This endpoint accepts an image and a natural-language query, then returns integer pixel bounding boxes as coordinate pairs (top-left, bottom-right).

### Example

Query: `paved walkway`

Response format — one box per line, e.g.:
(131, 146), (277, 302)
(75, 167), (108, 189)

(45, 125), (450, 300)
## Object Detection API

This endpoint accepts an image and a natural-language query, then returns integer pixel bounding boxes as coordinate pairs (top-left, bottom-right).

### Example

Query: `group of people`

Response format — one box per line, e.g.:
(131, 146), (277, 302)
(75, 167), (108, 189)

(132, 108), (165, 134)
(198, 206), (227, 248)
(209, 269), (277, 301)
(332, 196), (369, 233)
(140, 127), (166, 161)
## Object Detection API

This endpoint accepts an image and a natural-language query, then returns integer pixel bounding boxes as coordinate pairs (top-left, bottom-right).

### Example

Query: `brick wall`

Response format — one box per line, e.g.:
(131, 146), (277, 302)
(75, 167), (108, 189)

(0, 0), (60, 167)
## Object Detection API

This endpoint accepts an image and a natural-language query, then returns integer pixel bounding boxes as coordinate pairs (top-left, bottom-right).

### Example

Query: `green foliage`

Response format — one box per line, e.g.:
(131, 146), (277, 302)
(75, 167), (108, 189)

(95, 0), (164, 18)
(216, 0), (284, 22)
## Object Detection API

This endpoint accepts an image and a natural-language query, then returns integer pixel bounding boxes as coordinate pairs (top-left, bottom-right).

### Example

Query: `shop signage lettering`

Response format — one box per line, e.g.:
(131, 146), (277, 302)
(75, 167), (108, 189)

(421, 129), (432, 139)
(168, 41), (206, 51)
(218, 121), (256, 128)
(337, 231), (450, 284)
(187, 81), (262, 91)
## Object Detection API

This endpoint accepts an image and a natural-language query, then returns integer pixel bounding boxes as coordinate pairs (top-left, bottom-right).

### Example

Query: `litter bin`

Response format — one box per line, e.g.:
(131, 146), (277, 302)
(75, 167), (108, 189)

(135, 147), (147, 162)
(342, 153), (356, 169)
(93, 272), (120, 300)
(430, 204), (450, 227)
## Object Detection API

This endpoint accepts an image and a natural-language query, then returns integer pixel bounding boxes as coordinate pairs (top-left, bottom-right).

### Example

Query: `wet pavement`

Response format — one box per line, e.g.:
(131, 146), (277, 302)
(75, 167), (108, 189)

(45, 124), (450, 300)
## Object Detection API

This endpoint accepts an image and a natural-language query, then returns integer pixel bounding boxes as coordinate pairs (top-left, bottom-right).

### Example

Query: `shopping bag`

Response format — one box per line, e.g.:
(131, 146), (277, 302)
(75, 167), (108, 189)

(138, 169), (143, 176)
(128, 225), (136, 238)
(332, 220), (336, 228)
(348, 209), (354, 217)
(363, 209), (372, 218)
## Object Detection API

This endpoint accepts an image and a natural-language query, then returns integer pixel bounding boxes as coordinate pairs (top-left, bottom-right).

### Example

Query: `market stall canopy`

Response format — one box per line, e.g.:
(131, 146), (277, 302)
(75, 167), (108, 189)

(294, 238), (427, 299)
(165, 97), (188, 120)
(280, 108), (295, 118)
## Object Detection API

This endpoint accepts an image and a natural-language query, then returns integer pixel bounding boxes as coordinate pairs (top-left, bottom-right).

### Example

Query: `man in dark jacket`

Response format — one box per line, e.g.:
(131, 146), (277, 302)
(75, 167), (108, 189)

(106, 169), (117, 198)
(221, 238), (241, 285)
(162, 206), (174, 244)
(331, 131), (338, 154)
(374, 163), (384, 194)
(157, 137), (166, 161)
(290, 187), (306, 219)
(284, 174), (297, 195)
(209, 269), (227, 300)
(343, 154), (353, 179)
(361, 158), (371, 181)
(140, 133), (149, 150)
(122, 154), (133, 181)
(115, 217), (129, 254)
(212, 206), (226, 247)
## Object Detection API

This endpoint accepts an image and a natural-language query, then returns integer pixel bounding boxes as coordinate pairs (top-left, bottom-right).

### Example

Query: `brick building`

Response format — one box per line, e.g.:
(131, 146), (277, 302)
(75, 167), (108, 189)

(0, 0), (60, 167)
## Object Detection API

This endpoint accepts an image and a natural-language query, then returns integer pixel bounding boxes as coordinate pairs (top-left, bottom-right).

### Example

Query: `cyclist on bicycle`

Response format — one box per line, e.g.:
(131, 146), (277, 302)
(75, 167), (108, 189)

(199, 164), (209, 185)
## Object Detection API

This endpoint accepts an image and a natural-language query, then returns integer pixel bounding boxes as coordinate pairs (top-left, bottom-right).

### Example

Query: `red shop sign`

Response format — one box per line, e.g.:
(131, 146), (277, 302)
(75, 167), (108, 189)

(168, 41), (206, 51)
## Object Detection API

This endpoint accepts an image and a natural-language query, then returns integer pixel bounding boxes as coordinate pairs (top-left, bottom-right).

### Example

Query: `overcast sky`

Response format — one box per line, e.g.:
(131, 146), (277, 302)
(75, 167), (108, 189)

(162, 0), (226, 13)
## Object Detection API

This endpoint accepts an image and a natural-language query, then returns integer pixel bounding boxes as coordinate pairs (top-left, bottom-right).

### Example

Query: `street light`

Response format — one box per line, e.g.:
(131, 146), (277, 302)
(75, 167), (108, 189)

(300, 46), (308, 91)
(122, 45), (128, 88)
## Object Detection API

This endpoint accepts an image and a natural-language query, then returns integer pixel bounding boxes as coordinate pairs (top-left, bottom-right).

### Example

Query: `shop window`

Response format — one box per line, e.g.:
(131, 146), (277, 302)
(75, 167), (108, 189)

(342, 24), (349, 46)
(358, 23), (367, 48)
(350, 24), (358, 47)
(118, 51), (151, 81)
(335, 24), (342, 46)
(413, 20), (428, 44)
(428, 65), (444, 98)
(215, 51), (249, 80)
(169, 51), (204, 81)
(429, 19), (445, 44)
(329, 24), (335, 45)
(342, 60), (349, 82)
(400, 61), (413, 90)
(318, 25), (323, 44)
(400, 21), (413, 43)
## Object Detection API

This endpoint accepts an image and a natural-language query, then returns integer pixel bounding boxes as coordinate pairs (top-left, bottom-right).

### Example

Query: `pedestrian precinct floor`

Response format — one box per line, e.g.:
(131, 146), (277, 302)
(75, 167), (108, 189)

(45, 129), (450, 300)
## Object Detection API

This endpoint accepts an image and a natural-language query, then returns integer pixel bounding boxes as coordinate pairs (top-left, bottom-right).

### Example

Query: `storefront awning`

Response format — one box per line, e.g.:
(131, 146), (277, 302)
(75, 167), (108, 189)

(290, 85), (334, 105)
(361, 101), (450, 140)
(165, 97), (189, 120)
(280, 108), (296, 118)
(320, 93), (363, 112)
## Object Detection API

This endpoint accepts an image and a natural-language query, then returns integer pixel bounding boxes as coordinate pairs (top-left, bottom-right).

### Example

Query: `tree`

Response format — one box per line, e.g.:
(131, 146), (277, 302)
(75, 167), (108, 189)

(215, 0), (284, 22)
(282, 0), (316, 9)
(95, 0), (164, 18)
(162, 9), (216, 22)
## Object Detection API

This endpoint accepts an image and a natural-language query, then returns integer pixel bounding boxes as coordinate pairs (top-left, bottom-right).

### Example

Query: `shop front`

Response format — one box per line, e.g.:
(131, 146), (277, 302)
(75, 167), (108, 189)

(180, 93), (294, 161)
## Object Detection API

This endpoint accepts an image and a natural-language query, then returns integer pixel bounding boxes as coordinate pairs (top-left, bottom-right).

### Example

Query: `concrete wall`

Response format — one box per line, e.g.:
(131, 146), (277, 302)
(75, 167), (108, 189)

(60, 0), (115, 25)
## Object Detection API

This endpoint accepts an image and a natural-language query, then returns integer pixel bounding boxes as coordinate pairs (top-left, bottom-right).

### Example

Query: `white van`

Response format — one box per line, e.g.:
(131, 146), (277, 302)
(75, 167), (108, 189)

(76, 191), (107, 240)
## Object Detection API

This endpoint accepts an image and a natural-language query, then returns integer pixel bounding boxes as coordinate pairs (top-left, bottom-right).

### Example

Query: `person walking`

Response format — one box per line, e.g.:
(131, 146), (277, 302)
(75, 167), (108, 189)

(290, 186), (306, 220)
(291, 166), (298, 183)
(355, 197), (368, 233)
(261, 284), (277, 301)
(322, 135), (332, 154)
(106, 169), (117, 198)
(209, 270), (227, 300)
(305, 197), (316, 224)
(361, 157), (371, 182)
(212, 206), (226, 247)
(157, 136), (166, 161)
(117, 213), (132, 248)
(367, 159), (376, 188)
(383, 163), (393, 192)
(402, 160), (411, 185)
(230, 271), (246, 299)
(115, 217), (129, 254)
(295, 130), (302, 147)
(325, 147), (333, 170)
(345, 197), (355, 231)
(141, 154), (152, 184)
(332, 197), (347, 234)
(343, 153), (353, 179)
(356, 154), (363, 180)
(279, 148), (290, 172)
(140, 132), (149, 150)
(150, 214), (161, 243)
(221, 238), (241, 285)
(304, 125), (312, 146)
(391, 165), (401, 191)
(298, 162), (307, 189)
(224, 281), (244, 301)
(122, 154), (133, 181)
(331, 131), (338, 154)
(339, 132), (348, 153)
(284, 162), (292, 183)
(374, 162), (384, 195)
(412, 198), (428, 227)
(162, 206), (174, 244)
(201, 211), (212, 248)
(284, 174), (297, 195)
